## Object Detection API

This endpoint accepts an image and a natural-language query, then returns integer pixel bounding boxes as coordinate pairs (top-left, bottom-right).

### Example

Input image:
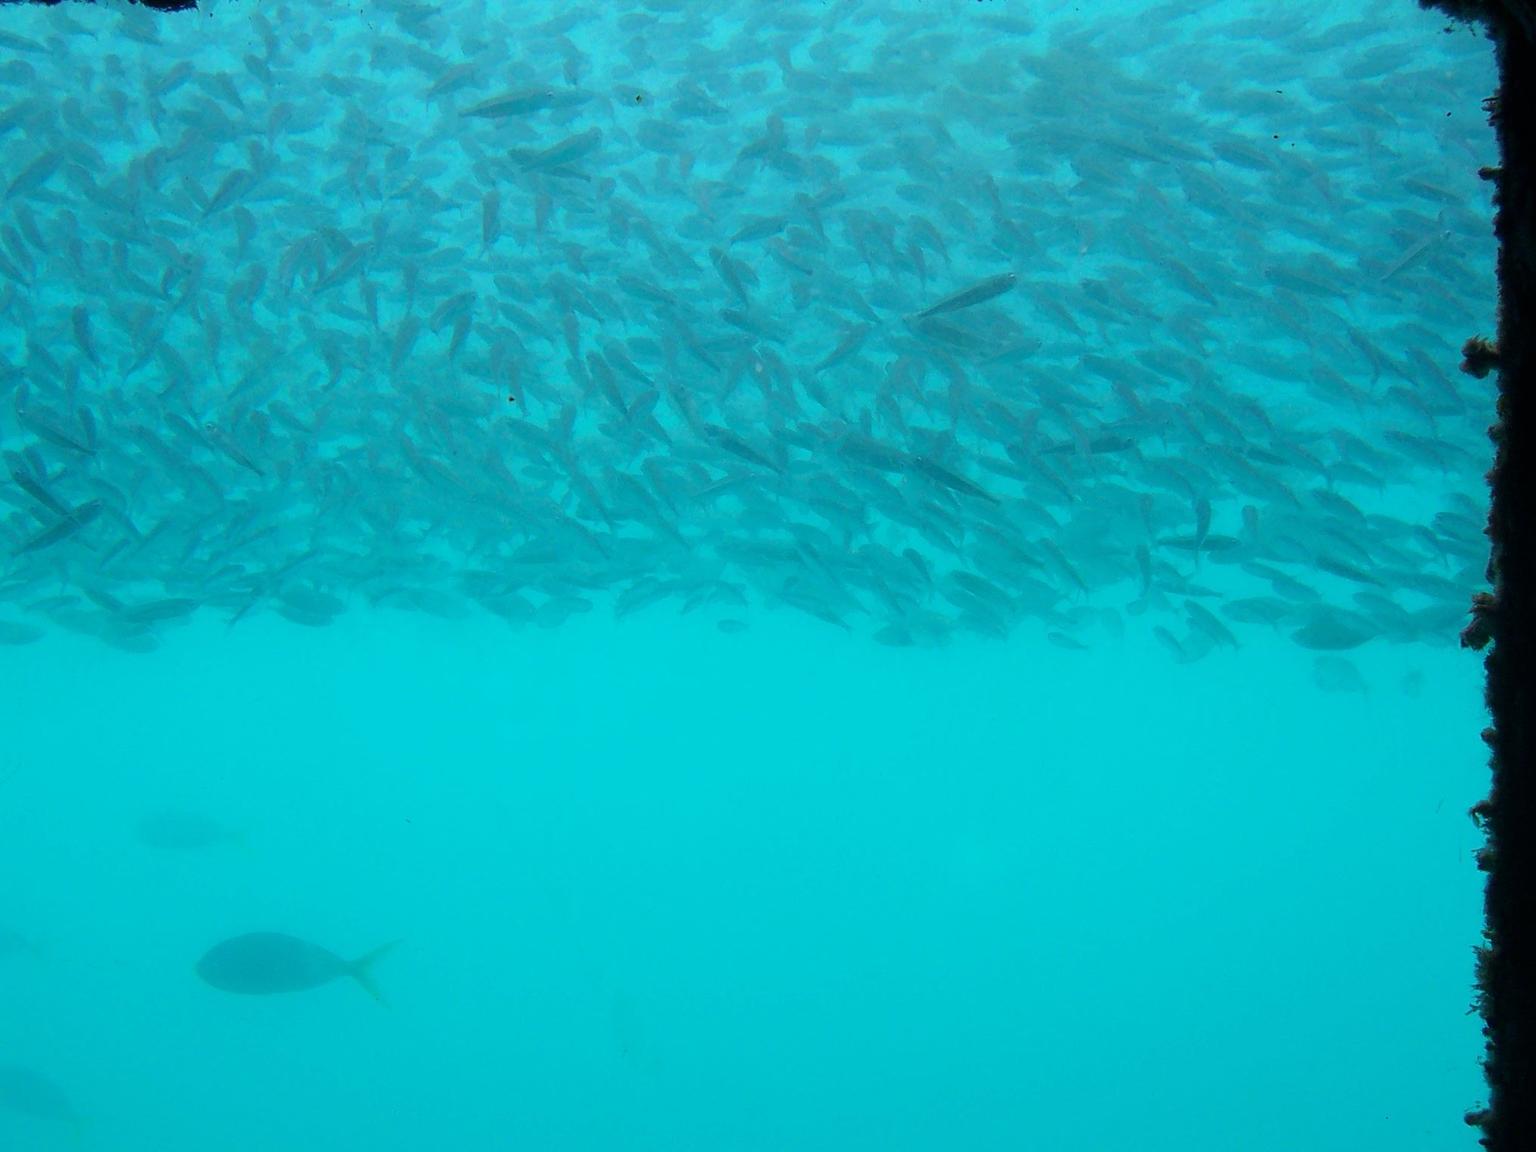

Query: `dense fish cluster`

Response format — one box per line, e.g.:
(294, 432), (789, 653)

(0, 1), (1497, 660)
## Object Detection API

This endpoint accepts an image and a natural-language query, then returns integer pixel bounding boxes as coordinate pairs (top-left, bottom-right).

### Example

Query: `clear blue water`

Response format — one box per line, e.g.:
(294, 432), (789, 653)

(0, 1), (1496, 1149)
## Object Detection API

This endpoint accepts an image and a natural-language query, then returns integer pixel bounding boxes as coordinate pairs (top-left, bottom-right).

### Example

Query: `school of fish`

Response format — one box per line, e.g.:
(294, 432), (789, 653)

(0, 0), (1498, 670)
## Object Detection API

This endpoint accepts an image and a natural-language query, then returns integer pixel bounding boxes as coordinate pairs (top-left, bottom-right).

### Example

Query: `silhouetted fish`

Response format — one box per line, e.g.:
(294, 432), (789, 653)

(1293, 610), (1377, 651)
(136, 809), (244, 851)
(0, 619), (44, 645)
(196, 933), (397, 1001)
(0, 925), (41, 957)
(915, 272), (1017, 318)
(0, 1064), (76, 1123)
(1313, 655), (1369, 694)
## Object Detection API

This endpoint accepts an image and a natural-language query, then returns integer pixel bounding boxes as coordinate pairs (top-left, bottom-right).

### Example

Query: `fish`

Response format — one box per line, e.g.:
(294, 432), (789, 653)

(0, 925), (42, 957)
(10, 469), (71, 518)
(135, 809), (246, 851)
(511, 127), (603, 172)
(1158, 533), (1244, 553)
(11, 499), (103, 556)
(0, 1065), (76, 1124)
(2, 151), (62, 202)
(730, 215), (788, 245)
(460, 88), (591, 119)
(0, 30), (46, 54)
(0, 619), (45, 645)
(196, 933), (398, 1002)
(909, 456), (999, 504)
(1313, 655), (1368, 694)
(1292, 610), (1378, 651)
(1185, 599), (1239, 649)
(914, 272), (1017, 319)
(814, 324), (871, 373)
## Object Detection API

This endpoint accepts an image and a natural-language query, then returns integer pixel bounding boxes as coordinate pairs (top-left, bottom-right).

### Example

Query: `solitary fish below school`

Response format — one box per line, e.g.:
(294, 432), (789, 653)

(196, 932), (397, 1002)
(0, 925), (41, 957)
(0, 1064), (76, 1123)
(136, 808), (244, 850)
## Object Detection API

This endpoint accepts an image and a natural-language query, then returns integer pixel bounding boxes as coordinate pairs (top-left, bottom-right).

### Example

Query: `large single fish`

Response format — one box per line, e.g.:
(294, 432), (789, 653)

(196, 933), (397, 1002)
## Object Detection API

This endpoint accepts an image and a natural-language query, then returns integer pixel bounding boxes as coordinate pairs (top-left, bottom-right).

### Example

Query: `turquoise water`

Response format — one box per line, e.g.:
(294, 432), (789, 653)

(0, 0), (1496, 1148)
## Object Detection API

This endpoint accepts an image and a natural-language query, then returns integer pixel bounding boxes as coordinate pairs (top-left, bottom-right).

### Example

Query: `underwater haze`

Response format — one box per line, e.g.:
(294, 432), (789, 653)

(0, 0), (1496, 1148)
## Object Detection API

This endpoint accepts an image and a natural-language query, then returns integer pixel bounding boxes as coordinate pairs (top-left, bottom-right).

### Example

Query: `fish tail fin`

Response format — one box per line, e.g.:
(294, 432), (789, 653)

(348, 940), (400, 1005)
